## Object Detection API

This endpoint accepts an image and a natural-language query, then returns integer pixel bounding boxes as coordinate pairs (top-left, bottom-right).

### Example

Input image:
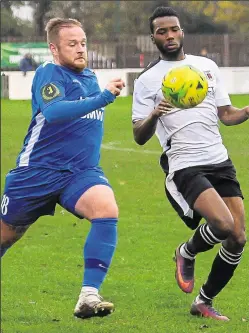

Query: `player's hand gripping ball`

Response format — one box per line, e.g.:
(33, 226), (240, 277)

(162, 65), (208, 109)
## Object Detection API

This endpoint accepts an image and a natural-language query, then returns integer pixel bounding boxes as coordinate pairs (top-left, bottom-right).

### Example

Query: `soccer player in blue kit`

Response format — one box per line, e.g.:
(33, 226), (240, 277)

(0, 18), (125, 319)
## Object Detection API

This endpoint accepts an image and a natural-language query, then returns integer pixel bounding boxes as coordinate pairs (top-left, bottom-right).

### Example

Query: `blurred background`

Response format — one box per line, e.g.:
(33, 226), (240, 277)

(1, 0), (249, 98)
(1, 0), (249, 70)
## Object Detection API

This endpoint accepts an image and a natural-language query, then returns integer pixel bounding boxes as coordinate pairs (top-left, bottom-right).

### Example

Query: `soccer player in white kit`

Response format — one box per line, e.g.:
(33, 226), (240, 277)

(132, 6), (249, 321)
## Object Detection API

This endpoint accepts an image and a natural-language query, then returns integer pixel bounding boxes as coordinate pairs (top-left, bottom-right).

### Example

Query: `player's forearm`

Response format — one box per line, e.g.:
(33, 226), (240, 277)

(43, 89), (115, 123)
(133, 113), (159, 145)
(219, 106), (249, 126)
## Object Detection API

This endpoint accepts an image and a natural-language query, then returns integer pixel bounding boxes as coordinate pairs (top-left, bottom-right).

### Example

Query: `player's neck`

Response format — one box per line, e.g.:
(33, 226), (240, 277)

(160, 50), (185, 62)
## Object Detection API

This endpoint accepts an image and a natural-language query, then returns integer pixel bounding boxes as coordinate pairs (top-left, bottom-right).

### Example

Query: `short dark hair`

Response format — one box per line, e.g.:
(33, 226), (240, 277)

(149, 7), (179, 33)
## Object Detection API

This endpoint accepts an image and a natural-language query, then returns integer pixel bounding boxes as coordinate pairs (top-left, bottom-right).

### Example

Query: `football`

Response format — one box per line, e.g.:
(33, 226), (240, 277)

(161, 65), (208, 109)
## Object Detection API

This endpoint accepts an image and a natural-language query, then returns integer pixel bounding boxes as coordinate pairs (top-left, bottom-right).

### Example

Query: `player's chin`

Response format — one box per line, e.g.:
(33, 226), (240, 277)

(74, 59), (87, 70)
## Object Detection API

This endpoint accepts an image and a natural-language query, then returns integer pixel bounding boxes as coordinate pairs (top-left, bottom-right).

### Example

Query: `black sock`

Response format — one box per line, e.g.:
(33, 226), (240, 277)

(186, 223), (226, 255)
(201, 245), (243, 300)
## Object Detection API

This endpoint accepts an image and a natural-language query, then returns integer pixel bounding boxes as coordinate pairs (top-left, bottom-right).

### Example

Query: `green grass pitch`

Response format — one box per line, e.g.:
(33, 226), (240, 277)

(1, 95), (249, 333)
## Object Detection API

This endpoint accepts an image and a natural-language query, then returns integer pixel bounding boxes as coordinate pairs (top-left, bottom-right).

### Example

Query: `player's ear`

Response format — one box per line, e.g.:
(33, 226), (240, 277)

(49, 42), (58, 57)
(150, 34), (155, 44)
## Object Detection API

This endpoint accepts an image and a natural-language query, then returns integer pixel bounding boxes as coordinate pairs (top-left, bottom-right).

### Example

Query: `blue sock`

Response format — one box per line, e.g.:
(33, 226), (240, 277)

(83, 218), (118, 290)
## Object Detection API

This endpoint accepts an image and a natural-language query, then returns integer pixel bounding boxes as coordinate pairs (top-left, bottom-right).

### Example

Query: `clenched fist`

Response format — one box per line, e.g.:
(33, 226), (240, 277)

(106, 78), (125, 96)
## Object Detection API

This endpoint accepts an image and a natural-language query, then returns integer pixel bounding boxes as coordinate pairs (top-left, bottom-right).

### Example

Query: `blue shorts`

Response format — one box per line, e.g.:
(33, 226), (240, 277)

(0, 166), (112, 226)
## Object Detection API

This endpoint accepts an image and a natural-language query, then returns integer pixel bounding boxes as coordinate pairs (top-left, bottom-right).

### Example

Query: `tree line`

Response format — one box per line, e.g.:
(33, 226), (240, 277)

(1, 1), (249, 41)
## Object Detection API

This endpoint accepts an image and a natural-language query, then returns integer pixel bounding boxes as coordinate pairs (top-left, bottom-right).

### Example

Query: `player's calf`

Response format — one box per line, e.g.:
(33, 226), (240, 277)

(192, 238), (245, 319)
(174, 222), (232, 294)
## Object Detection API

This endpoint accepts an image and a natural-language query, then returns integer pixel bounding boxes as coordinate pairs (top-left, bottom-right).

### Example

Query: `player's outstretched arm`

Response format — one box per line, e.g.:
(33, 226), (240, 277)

(217, 105), (249, 126)
(43, 78), (125, 123)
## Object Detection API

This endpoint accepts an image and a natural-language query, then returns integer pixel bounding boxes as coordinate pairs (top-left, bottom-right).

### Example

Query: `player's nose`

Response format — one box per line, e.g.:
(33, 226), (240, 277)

(166, 33), (174, 40)
(76, 44), (86, 53)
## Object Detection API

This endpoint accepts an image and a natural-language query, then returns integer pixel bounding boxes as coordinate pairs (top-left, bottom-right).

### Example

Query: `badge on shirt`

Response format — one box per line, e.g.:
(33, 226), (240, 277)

(41, 83), (61, 103)
(204, 71), (214, 81)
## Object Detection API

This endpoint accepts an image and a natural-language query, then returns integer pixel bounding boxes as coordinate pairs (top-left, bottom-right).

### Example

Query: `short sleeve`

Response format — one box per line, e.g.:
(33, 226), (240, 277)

(132, 79), (156, 122)
(32, 63), (66, 112)
(213, 63), (231, 107)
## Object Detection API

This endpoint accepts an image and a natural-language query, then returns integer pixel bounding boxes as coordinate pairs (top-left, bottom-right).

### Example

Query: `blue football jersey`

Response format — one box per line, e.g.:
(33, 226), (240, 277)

(16, 62), (105, 171)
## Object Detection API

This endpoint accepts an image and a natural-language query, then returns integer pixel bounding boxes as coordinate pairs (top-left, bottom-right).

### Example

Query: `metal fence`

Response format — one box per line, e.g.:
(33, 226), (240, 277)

(1, 33), (249, 69)
(115, 34), (249, 68)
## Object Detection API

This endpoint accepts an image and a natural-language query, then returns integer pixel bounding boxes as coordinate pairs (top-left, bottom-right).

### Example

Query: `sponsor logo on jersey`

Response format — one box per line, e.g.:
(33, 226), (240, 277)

(41, 83), (61, 103)
(81, 108), (104, 121)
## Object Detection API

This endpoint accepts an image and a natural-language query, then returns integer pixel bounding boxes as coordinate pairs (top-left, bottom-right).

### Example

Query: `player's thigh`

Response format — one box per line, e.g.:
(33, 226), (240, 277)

(222, 197), (245, 231)
(75, 185), (118, 220)
(216, 166), (245, 239)
(59, 167), (118, 220)
(205, 158), (244, 233)
(213, 159), (246, 251)
(193, 188), (233, 227)
(0, 167), (70, 226)
(210, 158), (244, 231)
(170, 166), (233, 229)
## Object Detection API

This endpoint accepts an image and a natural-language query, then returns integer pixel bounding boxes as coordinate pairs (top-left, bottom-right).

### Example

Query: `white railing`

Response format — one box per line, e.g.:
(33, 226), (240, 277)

(2, 67), (249, 100)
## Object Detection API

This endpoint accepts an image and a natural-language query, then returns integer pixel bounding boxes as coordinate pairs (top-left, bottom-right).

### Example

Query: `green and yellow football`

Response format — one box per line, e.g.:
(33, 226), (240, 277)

(162, 65), (208, 109)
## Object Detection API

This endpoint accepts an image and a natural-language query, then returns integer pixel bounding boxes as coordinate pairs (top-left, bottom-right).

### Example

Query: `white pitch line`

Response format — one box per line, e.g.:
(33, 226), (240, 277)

(101, 143), (161, 155)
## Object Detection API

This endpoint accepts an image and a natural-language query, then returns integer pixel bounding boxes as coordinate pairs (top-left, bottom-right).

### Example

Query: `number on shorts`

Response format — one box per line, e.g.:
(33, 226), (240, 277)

(1, 194), (10, 215)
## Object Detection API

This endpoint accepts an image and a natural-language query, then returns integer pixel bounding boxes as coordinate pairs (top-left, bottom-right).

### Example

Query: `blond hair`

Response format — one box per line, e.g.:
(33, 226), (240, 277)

(45, 18), (82, 44)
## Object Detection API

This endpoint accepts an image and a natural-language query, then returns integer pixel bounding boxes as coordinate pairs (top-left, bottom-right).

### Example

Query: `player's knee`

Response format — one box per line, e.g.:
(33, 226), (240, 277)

(233, 231), (247, 249)
(91, 201), (119, 220)
(210, 215), (234, 239)
(100, 202), (119, 219)
(224, 231), (247, 253)
(110, 202), (119, 218)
